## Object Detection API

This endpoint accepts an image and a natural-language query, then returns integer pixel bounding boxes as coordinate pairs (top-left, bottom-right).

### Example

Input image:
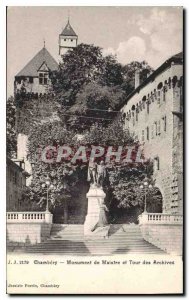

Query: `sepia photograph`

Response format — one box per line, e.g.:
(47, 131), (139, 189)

(6, 5), (183, 294)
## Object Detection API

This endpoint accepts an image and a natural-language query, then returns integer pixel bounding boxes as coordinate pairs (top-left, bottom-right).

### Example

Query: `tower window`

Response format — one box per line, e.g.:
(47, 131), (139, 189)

(39, 73), (48, 85)
(64, 39), (66, 41)
(71, 39), (73, 42)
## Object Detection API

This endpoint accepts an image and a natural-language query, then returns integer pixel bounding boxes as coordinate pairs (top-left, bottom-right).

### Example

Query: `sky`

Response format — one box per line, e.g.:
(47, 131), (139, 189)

(7, 6), (183, 96)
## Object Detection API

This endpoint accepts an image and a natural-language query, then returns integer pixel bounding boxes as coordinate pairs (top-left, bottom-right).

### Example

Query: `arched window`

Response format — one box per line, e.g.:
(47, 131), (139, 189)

(136, 104), (138, 121)
(172, 76), (178, 88)
(142, 96), (146, 109)
(157, 82), (163, 90)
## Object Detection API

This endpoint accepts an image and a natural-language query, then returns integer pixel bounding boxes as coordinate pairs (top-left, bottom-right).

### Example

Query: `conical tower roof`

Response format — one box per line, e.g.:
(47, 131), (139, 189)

(60, 20), (77, 37)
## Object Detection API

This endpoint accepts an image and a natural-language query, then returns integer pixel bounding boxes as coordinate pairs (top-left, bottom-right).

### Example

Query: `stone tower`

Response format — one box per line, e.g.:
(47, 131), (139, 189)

(59, 19), (78, 56)
(15, 46), (58, 186)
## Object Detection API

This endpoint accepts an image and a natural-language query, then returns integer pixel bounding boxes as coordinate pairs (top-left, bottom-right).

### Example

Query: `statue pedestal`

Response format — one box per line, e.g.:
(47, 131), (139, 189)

(84, 186), (106, 236)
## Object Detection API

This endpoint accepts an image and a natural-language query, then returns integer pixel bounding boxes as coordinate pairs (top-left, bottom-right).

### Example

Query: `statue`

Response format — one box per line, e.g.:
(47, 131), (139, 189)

(91, 199), (109, 238)
(87, 160), (97, 186)
(87, 160), (106, 187)
(96, 161), (106, 187)
(85, 160), (108, 237)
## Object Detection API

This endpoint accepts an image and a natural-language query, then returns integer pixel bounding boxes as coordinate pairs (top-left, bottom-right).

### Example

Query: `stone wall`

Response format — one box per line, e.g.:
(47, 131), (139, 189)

(15, 77), (50, 95)
(17, 133), (32, 186)
(121, 63), (183, 214)
(6, 158), (28, 211)
(140, 223), (183, 256)
(7, 223), (52, 245)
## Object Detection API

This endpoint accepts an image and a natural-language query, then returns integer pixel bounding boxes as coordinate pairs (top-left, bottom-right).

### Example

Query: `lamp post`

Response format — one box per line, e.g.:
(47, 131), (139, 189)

(140, 177), (152, 213)
(42, 176), (54, 212)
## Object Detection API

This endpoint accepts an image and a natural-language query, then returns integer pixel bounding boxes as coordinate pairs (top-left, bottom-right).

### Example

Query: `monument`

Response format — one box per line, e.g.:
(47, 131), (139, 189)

(84, 161), (109, 236)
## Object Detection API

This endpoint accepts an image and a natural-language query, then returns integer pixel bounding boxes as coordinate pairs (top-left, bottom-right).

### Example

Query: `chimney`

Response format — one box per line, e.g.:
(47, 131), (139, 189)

(135, 70), (140, 89)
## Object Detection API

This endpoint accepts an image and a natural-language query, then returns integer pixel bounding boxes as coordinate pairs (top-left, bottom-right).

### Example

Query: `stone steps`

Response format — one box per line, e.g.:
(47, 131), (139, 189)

(50, 224), (143, 241)
(25, 224), (166, 255)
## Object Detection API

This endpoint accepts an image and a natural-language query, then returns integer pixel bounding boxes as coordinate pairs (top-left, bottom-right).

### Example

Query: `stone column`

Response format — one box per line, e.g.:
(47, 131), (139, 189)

(84, 186), (106, 236)
(45, 212), (53, 223)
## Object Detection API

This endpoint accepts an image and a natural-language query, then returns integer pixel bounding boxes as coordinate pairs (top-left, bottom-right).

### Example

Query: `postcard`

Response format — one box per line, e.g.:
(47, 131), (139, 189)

(6, 6), (183, 294)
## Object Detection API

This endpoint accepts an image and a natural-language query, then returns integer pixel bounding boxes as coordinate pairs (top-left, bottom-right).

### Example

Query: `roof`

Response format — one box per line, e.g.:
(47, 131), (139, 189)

(118, 52), (183, 110)
(7, 158), (31, 177)
(7, 157), (26, 173)
(60, 20), (77, 37)
(16, 47), (58, 77)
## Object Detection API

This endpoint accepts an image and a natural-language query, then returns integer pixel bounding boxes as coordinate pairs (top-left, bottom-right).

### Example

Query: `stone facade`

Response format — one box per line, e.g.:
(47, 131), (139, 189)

(120, 53), (183, 215)
(7, 223), (52, 245)
(6, 158), (30, 211)
(140, 223), (183, 255)
(15, 76), (50, 95)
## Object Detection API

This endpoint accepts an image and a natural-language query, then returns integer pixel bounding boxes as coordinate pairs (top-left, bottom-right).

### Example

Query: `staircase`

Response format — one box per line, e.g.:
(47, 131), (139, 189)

(26, 224), (166, 255)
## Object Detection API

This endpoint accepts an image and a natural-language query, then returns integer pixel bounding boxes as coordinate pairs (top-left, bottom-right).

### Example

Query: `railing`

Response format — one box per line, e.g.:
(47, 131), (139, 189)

(6, 212), (53, 223)
(138, 213), (183, 225)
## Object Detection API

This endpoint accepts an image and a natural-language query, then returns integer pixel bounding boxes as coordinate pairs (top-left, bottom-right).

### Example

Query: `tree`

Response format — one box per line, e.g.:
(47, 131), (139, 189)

(50, 44), (153, 130)
(99, 55), (124, 87)
(51, 44), (106, 103)
(7, 96), (17, 158)
(121, 60), (153, 95)
(51, 44), (126, 125)
(66, 82), (124, 129)
(15, 43), (154, 214)
(84, 121), (161, 221)
(23, 119), (83, 211)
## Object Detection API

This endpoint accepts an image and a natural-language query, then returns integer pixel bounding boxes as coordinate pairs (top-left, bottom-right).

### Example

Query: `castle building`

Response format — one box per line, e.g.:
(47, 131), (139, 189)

(14, 46), (59, 95)
(15, 20), (78, 184)
(119, 52), (183, 215)
(14, 19), (78, 95)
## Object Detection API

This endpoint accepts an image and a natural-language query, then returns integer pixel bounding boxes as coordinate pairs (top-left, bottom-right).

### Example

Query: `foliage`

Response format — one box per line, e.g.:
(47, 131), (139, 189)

(121, 60), (153, 95)
(18, 100), (161, 213)
(51, 44), (153, 129)
(16, 94), (61, 135)
(7, 96), (17, 158)
(66, 83), (124, 129)
(108, 164), (162, 211)
(51, 44), (105, 101)
(26, 119), (84, 211)
(15, 43), (155, 213)
(85, 122), (162, 212)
